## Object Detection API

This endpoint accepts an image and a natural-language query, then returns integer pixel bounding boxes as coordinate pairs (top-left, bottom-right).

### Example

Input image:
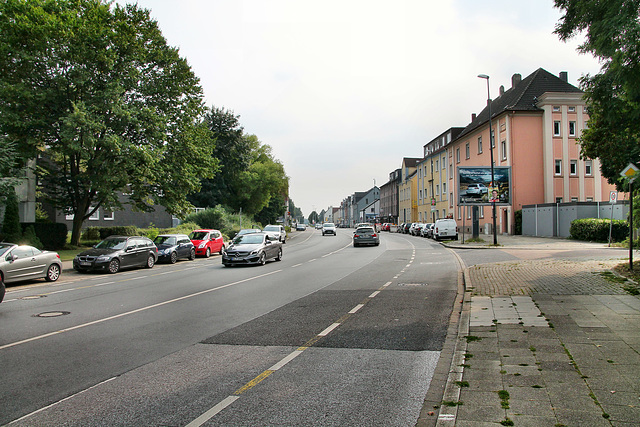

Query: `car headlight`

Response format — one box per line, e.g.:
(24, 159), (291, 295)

(96, 255), (111, 262)
(250, 250), (259, 255)
(198, 242), (207, 249)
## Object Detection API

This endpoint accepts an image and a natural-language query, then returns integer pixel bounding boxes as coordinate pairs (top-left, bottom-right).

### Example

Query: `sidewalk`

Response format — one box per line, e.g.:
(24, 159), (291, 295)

(420, 235), (640, 426)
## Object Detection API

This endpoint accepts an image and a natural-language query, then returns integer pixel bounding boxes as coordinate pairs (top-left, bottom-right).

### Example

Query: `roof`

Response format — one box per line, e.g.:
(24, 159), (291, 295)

(458, 68), (583, 139)
(402, 157), (422, 168)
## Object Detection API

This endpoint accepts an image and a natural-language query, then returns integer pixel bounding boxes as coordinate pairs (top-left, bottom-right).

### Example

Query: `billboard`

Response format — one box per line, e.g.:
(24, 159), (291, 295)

(458, 166), (511, 205)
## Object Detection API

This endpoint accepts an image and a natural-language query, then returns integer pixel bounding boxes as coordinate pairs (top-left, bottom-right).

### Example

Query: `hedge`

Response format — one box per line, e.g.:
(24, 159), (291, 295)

(20, 222), (67, 250)
(569, 218), (628, 242)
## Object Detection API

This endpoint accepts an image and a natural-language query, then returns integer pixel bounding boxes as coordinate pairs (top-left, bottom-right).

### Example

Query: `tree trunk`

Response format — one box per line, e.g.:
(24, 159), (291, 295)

(70, 215), (84, 247)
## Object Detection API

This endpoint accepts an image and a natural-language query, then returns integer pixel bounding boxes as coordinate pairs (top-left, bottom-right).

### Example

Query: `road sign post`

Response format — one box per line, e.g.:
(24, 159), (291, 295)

(608, 191), (617, 247)
(621, 164), (638, 271)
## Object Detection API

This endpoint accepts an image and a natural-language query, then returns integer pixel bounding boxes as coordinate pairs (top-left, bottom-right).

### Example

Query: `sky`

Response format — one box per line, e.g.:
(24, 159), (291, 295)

(118, 0), (602, 218)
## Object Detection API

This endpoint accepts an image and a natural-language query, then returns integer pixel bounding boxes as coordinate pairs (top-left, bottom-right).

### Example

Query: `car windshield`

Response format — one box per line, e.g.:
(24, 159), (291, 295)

(95, 238), (127, 250)
(154, 236), (176, 245)
(189, 231), (208, 240)
(0, 243), (12, 257)
(357, 227), (374, 233)
(263, 225), (279, 231)
(323, 223), (334, 227)
(233, 234), (264, 245)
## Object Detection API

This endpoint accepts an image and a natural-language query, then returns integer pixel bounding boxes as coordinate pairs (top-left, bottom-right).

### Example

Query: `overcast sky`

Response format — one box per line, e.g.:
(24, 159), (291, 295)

(119, 0), (601, 218)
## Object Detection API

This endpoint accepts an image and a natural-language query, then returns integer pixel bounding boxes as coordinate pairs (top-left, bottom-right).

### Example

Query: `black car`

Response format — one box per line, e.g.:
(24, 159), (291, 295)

(153, 234), (195, 263)
(222, 232), (282, 267)
(74, 236), (158, 274)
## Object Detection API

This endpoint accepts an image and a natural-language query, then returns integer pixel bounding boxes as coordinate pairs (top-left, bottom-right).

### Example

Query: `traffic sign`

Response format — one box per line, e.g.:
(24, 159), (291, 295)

(609, 191), (618, 204)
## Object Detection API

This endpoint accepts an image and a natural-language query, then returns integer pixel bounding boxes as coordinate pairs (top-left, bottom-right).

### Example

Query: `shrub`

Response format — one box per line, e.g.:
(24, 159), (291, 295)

(2, 189), (22, 242)
(570, 218), (628, 242)
(82, 227), (101, 241)
(97, 226), (139, 239)
(21, 223), (67, 250)
(514, 210), (522, 235)
(184, 206), (226, 230)
(20, 225), (43, 249)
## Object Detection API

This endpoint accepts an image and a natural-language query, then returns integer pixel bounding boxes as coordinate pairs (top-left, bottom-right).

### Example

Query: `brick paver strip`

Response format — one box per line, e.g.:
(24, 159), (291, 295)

(467, 259), (627, 296)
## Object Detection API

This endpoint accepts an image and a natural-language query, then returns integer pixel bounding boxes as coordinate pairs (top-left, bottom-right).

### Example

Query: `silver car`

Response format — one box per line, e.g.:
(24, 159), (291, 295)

(353, 227), (380, 247)
(0, 243), (62, 287)
(222, 232), (283, 266)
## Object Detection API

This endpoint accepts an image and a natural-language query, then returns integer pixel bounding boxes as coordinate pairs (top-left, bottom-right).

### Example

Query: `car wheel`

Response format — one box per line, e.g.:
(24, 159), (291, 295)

(259, 252), (266, 266)
(146, 255), (155, 269)
(205, 247), (211, 258)
(108, 259), (120, 274)
(219, 245), (225, 255)
(189, 248), (196, 260)
(275, 248), (282, 261)
(170, 251), (178, 264)
(45, 264), (61, 282)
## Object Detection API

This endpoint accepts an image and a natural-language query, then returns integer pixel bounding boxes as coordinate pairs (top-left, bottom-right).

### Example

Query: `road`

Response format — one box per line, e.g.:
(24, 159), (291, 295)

(1, 228), (461, 426)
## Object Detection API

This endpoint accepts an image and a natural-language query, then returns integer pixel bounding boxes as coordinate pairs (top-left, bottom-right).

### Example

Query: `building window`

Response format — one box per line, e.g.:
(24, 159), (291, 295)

(456, 148), (460, 163)
(585, 160), (593, 176)
(449, 163), (453, 176)
(89, 208), (99, 221)
(436, 184), (440, 199)
(103, 211), (114, 221)
(65, 212), (74, 220)
(458, 206), (461, 219)
(442, 156), (446, 170)
(570, 160), (577, 175)
(478, 136), (483, 154)
(465, 142), (470, 159)
(555, 159), (562, 175)
(467, 208), (471, 219)
(553, 106), (561, 112)
(479, 206), (484, 219)
(450, 192), (453, 208)
(553, 121), (561, 136)
(501, 140), (507, 160)
(556, 197), (563, 203)
(568, 106), (575, 112)
(435, 159), (439, 171)
(571, 197), (578, 202)
(442, 183), (446, 195)
(569, 121), (576, 136)
(586, 197), (593, 202)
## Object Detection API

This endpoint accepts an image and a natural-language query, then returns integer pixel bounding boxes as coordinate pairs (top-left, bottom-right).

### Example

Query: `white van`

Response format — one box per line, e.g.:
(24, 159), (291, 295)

(433, 219), (458, 241)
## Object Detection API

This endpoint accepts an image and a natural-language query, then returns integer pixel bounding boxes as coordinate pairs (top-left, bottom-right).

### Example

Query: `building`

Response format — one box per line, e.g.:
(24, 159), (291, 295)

(398, 158), (420, 223)
(380, 168), (401, 224)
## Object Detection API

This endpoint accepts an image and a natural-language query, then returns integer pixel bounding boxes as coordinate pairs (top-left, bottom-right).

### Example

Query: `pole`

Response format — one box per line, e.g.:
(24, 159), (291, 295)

(478, 74), (497, 245)
(630, 180), (634, 271)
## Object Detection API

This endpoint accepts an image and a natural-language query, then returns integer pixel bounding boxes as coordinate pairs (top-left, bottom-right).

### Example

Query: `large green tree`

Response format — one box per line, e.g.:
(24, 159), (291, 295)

(0, 0), (216, 245)
(554, 0), (640, 187)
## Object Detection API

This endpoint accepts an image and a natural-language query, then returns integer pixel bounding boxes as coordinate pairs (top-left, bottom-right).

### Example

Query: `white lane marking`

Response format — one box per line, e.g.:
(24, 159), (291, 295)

(45, 289), (74, 295)
(185, 395), (239, 427)
(318, 323), (341, 337)
(349, 304), (365, 314)
(291, 263), (303, 268)
(0, 270), (283, 351)
(93, 281), (115, 287)
(308, 259), (317, 263)
(382, 281), (392, 288)
(269, 350), (303, 371)
(369, 291), (380, 298)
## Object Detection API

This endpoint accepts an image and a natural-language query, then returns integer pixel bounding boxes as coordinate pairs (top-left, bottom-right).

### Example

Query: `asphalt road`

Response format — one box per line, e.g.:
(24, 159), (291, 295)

(1, 229), (460, 426)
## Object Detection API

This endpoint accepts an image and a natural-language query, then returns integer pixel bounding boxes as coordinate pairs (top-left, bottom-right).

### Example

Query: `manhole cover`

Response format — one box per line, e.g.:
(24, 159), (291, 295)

(398, 283), (428, 287)
(21, 295), (46, 300)
(34, 311), (70, 318)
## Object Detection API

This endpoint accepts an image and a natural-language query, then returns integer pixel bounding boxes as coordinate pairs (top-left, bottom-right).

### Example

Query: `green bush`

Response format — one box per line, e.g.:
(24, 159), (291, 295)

(184, 206), (226, 229)
(2, 189), (22, 242)
(82, 227), (101, 241)
(514, 210), (522, 235)
(570, 218), (628, 242)
(21, 223), (67, 250)
(20, 225), (43, 249)
(97, 226), (139, 239)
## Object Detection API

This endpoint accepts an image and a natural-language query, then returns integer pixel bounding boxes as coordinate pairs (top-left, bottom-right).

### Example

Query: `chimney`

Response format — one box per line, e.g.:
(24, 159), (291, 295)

(511, 73), (521, 88)
(559, 71), (568, 82)
(472, 113), (477, 122)
(499, 85), (505, 96)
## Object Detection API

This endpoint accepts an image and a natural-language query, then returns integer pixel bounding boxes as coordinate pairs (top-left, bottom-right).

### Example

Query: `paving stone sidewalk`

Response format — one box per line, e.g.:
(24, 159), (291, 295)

(440, 259), (640, 426)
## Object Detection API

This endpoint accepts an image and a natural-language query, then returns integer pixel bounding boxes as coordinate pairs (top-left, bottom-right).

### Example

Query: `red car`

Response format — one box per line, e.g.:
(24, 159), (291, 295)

(189, 229), (225, 258)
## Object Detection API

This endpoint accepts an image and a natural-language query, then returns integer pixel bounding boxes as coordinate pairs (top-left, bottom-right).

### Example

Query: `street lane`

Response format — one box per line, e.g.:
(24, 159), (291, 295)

(2, 229), (460, 425)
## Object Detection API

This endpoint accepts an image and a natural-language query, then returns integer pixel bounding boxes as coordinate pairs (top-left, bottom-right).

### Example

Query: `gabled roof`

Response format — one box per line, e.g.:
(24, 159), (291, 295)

(402, 157), (422, 168)
(458, 68), (582, 139)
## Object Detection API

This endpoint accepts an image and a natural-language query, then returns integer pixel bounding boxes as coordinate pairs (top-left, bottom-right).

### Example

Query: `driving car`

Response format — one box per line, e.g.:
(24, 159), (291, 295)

(222, 232), (282, 267)
(353, 226), (380, 247)
(322, 222), (336, 236)
(263, 224), (286, 243)
(189, 229), (225, 257)
(153, 234), (195, 263)
(234, 228), (262, 238)
(315, 223), (322, 230)
(296, 223), (307, 231)
(74, 236), (158, 273)
(0, 243), (62, 290)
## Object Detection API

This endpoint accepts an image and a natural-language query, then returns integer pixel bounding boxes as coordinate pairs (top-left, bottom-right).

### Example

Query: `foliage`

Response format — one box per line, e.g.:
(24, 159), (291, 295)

(1, 189), (22, 243)
(308, 211), (319, 224)
(514, 210), (522, 235)
(184, 206), (226, 229)
(0, 0), (216, 246)
(95, 226), (139, 240)
(20, 225), (43, 249)
(0, 136), (22, 198)
(554, 0), (640, 189)
(22, 223), (67, 250)
(255, 193), (286, 226)
(569, 218), (628, 242)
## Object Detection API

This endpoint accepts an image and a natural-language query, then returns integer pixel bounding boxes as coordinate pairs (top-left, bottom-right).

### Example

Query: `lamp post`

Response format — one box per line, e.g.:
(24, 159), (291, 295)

(478, 74), (498, 245)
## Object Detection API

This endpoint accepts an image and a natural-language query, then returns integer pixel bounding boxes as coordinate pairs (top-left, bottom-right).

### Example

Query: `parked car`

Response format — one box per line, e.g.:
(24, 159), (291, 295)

(189, 229), (225, 257)
(74, 236), (158, 274)
(410, 223), (424, 236)
(296, 223), (307, 231)
(153, 234), (195, 263)
(0, 243), (62, 289)
(421, 223), (434, 238)
(433, 219), (459, 241)
(222, 232), (282, 267)
(263, 224), (286, 243)
(402, 223), (411, 234)
(353, 226), (380, 247)
(322, 222), (336, 236)
(397, 223), (405, 233)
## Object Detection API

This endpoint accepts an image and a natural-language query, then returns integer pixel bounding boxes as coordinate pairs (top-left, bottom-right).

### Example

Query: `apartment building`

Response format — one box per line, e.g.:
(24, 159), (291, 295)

(398, 157), (420, 223)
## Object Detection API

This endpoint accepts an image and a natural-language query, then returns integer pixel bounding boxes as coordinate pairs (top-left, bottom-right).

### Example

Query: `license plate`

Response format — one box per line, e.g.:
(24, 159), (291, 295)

(81, 261), (91, 266)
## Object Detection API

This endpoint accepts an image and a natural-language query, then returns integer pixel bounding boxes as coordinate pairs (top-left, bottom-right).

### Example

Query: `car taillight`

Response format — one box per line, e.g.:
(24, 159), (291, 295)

(56, 254), (60, 259)
(372, 233), (377, 237)
(354, 233), (360, 237)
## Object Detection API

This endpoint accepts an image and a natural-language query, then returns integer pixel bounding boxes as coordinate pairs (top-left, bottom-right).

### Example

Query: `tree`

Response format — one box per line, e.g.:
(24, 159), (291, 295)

(255, 194), (286, 226)
(2, 189), (22, 243)
(0, 0), (216, 245)
(308, 211), (319, 224)
(554, 0), (640, 188)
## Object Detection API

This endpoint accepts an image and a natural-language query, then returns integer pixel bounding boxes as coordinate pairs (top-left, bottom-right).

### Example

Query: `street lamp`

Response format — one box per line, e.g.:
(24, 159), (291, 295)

(478, 74), (498, 245)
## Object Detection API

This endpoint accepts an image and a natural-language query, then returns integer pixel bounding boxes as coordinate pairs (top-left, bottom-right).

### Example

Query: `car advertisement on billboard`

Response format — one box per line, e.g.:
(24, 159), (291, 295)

(458, 166), (511, 205)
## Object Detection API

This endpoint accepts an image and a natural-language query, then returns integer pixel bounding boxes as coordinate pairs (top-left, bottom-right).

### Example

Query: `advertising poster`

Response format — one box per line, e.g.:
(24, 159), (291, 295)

(458, 166), (511, 205)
